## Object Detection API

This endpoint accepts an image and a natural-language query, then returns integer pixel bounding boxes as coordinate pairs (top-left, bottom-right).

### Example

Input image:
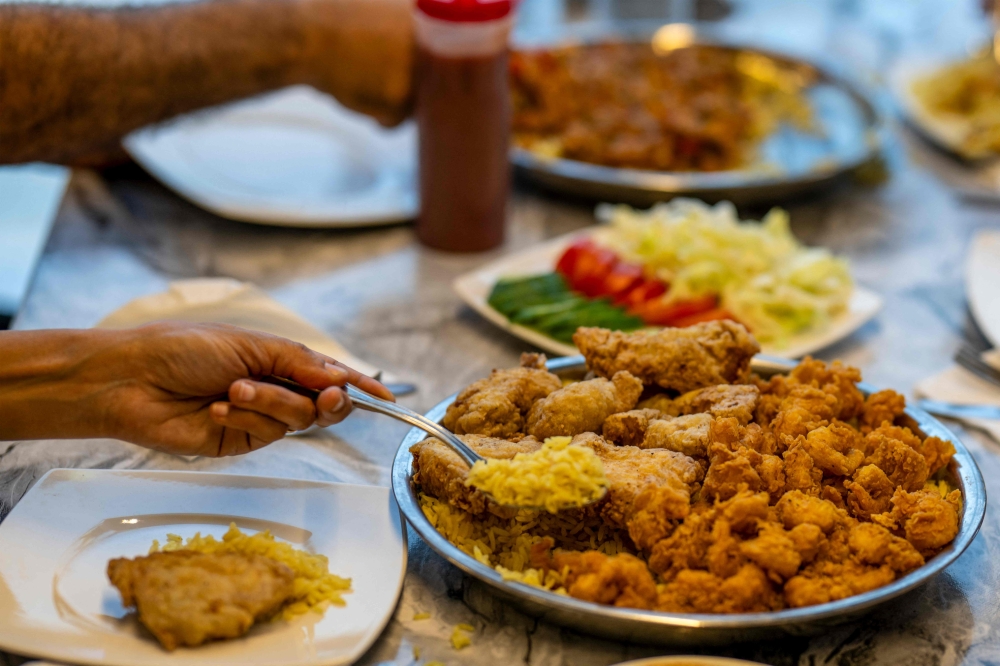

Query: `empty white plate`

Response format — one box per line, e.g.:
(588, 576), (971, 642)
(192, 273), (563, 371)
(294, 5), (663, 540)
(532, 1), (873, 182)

(967, 229), (1000, 347)
(453, 231), (882, 359)
(0, 469), (406, 666)
(124, 86), (417, 227)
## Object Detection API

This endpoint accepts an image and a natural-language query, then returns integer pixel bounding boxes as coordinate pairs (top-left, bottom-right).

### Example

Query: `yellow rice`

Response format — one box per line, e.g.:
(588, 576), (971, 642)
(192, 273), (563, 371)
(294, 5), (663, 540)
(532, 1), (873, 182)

(451, 623), (474, 649)
(150, 523), (351, 620)
(419, 487), (631, 593)
(465, 436), (609, 513)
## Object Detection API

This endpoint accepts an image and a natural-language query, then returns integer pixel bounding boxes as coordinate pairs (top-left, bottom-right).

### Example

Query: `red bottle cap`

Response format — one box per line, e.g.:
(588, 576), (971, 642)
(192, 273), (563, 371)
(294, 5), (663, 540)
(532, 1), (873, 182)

(416, 0), (512, 22)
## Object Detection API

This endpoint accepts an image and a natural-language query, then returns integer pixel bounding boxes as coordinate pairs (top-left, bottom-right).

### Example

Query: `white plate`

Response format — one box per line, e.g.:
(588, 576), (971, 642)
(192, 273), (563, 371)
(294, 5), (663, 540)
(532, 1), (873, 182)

(0, 469), (406, 666)
(124, 86), (417, 228)
(453, 232), (882, 359)
(967, 229), (1000, 348)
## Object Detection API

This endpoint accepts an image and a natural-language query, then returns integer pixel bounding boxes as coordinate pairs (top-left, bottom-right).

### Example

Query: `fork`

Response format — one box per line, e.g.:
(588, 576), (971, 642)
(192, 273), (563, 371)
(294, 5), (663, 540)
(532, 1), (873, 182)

(954, 342), (1000, 389)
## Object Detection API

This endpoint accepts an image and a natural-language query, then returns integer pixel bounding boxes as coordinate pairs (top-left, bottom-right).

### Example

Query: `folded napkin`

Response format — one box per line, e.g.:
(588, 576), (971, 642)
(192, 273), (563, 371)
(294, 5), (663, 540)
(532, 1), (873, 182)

(914, 349), (1000, 443)
(97, 278), (380, 377)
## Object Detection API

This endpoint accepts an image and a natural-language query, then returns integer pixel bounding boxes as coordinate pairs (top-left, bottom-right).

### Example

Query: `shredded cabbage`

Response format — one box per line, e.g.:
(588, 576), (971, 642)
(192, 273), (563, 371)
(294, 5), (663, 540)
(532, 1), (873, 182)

(594, 199), (853, 346)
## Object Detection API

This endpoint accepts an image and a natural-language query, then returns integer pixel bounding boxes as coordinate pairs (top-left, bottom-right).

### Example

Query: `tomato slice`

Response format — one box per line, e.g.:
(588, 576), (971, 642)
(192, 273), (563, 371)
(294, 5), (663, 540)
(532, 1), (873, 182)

(632, 294), (719, 326)
(670, 308), (738, 328)
(594, 261), (645, 298)
(616, 278), (668, 308)
(555, 238), (591, 279)
(567, 244), (620, 298)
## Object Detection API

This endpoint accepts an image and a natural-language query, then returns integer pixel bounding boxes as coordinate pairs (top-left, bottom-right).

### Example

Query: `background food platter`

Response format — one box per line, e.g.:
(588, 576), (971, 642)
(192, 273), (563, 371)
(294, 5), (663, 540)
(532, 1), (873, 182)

(391, 355), (985, 645)
(454, 231), (883, 360)
(510, 36), (884, 206)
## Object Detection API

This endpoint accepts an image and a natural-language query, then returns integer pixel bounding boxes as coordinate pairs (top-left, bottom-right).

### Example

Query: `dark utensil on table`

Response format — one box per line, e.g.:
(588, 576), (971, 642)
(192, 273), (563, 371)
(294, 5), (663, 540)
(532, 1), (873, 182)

(954, 342), (1000, 389)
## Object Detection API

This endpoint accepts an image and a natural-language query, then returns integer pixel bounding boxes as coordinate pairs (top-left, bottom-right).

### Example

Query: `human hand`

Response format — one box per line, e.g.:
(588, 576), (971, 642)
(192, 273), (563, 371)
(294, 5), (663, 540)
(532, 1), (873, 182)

(0, 322), (393, 456)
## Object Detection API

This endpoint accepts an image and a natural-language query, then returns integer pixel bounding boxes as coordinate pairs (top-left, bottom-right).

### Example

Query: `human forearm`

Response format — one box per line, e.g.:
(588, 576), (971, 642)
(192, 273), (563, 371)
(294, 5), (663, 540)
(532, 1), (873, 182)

(0, 0), (413, 165)
(0, 330), (123, 440)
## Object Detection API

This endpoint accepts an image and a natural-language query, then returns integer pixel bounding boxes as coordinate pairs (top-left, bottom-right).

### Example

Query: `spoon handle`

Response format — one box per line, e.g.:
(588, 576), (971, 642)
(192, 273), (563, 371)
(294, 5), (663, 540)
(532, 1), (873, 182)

(344, 385), (483, 467)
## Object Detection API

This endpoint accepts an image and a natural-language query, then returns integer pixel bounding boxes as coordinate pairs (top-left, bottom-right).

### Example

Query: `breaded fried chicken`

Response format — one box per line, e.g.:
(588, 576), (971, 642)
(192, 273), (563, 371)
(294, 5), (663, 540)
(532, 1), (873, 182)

(527, 371), (643, 439)
(602, 409), (665, 447)
(573, 321), (760, 393)
(670, 384), (761, 424)
(107, 551), (295, 650)
(872, 487), (962, 555)
(531, 544), (659, 610)
(443, 353), (562, 438)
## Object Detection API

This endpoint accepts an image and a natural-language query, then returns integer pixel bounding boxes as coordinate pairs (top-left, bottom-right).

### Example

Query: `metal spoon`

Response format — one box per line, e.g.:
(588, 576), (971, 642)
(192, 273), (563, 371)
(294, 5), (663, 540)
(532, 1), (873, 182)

(260, 375), (605, 510)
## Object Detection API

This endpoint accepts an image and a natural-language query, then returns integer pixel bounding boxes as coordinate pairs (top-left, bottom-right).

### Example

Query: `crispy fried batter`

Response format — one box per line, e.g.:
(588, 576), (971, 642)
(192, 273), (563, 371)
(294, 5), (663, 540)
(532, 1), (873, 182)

(573, 321), (760, 393)
(872, 487), (962, 555)
(672, 384), (761, 424)
(527, 371), (643, 439)
(602, 408), (665, 447)
(863, 425), (930, 492)
(844, 464), (896, 520)
(770, 386), (837, 447)
(531, 544), (659, 609)
(443, 354), (562, 438)
(776, 490), (846, 534)
(656, 563), (783, 613)
(643, 414), (713, 457)
(797, 421), (865, 477)
(107, 551), (295, 651)
(860, 389), (907, 433)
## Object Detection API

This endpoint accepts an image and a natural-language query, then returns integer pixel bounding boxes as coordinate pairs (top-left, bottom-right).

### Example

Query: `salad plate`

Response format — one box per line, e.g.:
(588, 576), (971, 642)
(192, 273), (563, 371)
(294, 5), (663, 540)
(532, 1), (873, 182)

(455, 230), (881, 360)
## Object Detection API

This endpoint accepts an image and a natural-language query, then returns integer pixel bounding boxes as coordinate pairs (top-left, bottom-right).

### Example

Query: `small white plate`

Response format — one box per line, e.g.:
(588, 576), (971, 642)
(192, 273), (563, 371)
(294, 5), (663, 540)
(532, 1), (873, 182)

(124, 86), (417, 228)
(454, 232), (882, 359)
(0, 469), (406, 666)
(967, 229), (1000, 347)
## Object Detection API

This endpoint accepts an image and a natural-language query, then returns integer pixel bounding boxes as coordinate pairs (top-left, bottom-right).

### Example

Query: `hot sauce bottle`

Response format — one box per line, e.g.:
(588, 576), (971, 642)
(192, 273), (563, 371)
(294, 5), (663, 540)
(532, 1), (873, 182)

(414, 0), (513, 252)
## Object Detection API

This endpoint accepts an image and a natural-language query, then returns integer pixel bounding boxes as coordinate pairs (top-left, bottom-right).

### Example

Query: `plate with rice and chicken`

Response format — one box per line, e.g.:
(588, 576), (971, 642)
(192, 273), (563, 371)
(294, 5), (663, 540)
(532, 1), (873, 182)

(391, 321), (985, 644)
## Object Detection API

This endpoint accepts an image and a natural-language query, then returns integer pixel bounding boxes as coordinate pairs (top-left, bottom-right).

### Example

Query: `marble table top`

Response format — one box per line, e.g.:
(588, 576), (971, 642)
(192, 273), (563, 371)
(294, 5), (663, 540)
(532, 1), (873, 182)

(4, 1), (1000, 664)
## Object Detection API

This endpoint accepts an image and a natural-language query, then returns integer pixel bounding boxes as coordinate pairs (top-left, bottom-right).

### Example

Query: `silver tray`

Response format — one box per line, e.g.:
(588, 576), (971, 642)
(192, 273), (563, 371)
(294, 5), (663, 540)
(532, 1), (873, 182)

(390, 355), (986, 645)
(509, 39), (885, 206)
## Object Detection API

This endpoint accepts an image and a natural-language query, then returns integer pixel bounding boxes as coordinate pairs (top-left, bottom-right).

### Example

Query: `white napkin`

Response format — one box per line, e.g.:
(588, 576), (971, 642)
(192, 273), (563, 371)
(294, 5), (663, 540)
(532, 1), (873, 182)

(96, 278), (380, 378)
(914, 349), (1000, 442)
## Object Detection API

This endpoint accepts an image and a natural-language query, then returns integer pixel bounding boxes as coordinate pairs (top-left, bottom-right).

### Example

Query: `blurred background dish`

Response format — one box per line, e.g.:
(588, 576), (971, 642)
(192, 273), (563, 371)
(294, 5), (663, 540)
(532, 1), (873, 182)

(509, 32), (882, 206)
(124, 86), (418, 228)
(610, 658), (767, 666)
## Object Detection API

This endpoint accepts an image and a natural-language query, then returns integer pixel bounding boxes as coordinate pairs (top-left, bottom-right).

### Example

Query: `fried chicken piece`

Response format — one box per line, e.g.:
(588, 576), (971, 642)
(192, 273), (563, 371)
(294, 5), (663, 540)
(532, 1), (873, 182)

(710, 416), (777, 455)
(755, 358), (865, 422)
(642, 414), (713, 457)
(527, 371), (643, 439)
(665, 384), (761, 424)
(410, 434), (542, 516)
(531, 545), (659, 610)
(863, 425), (930, 492)
(739, 522), (804, 581)
(573, 321), (760, 393)
(443, 354), (562, 438)
(702, 420), (785, 502)
(776, 490), (846, 534)
(628, 483), (696, 551)
(844, 464), (896, 520)
(571, 432), (702, 535)
(872, 487), (962, 555)
(797, 421), (865, 477)
(919, 436), (956, 476)
(769, 386), (838, 447)
(784, 560), (896, 608)
(656, 563), (783, 613)
(782, 441), (823, 496)
(107, 551), (295, 650)
(848, 522), (925, 573)
(636, 392), (675, 413)
(602, 409), (664, 447)
(860, 389), (906, 433)
(647, 491), (770, 578)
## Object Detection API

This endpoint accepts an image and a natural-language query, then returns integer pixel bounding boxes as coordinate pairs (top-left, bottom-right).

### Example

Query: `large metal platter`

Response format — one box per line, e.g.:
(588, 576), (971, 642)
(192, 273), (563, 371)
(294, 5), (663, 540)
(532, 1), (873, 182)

(391, 355), (986, 645)
(509, 38), (885, 206)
